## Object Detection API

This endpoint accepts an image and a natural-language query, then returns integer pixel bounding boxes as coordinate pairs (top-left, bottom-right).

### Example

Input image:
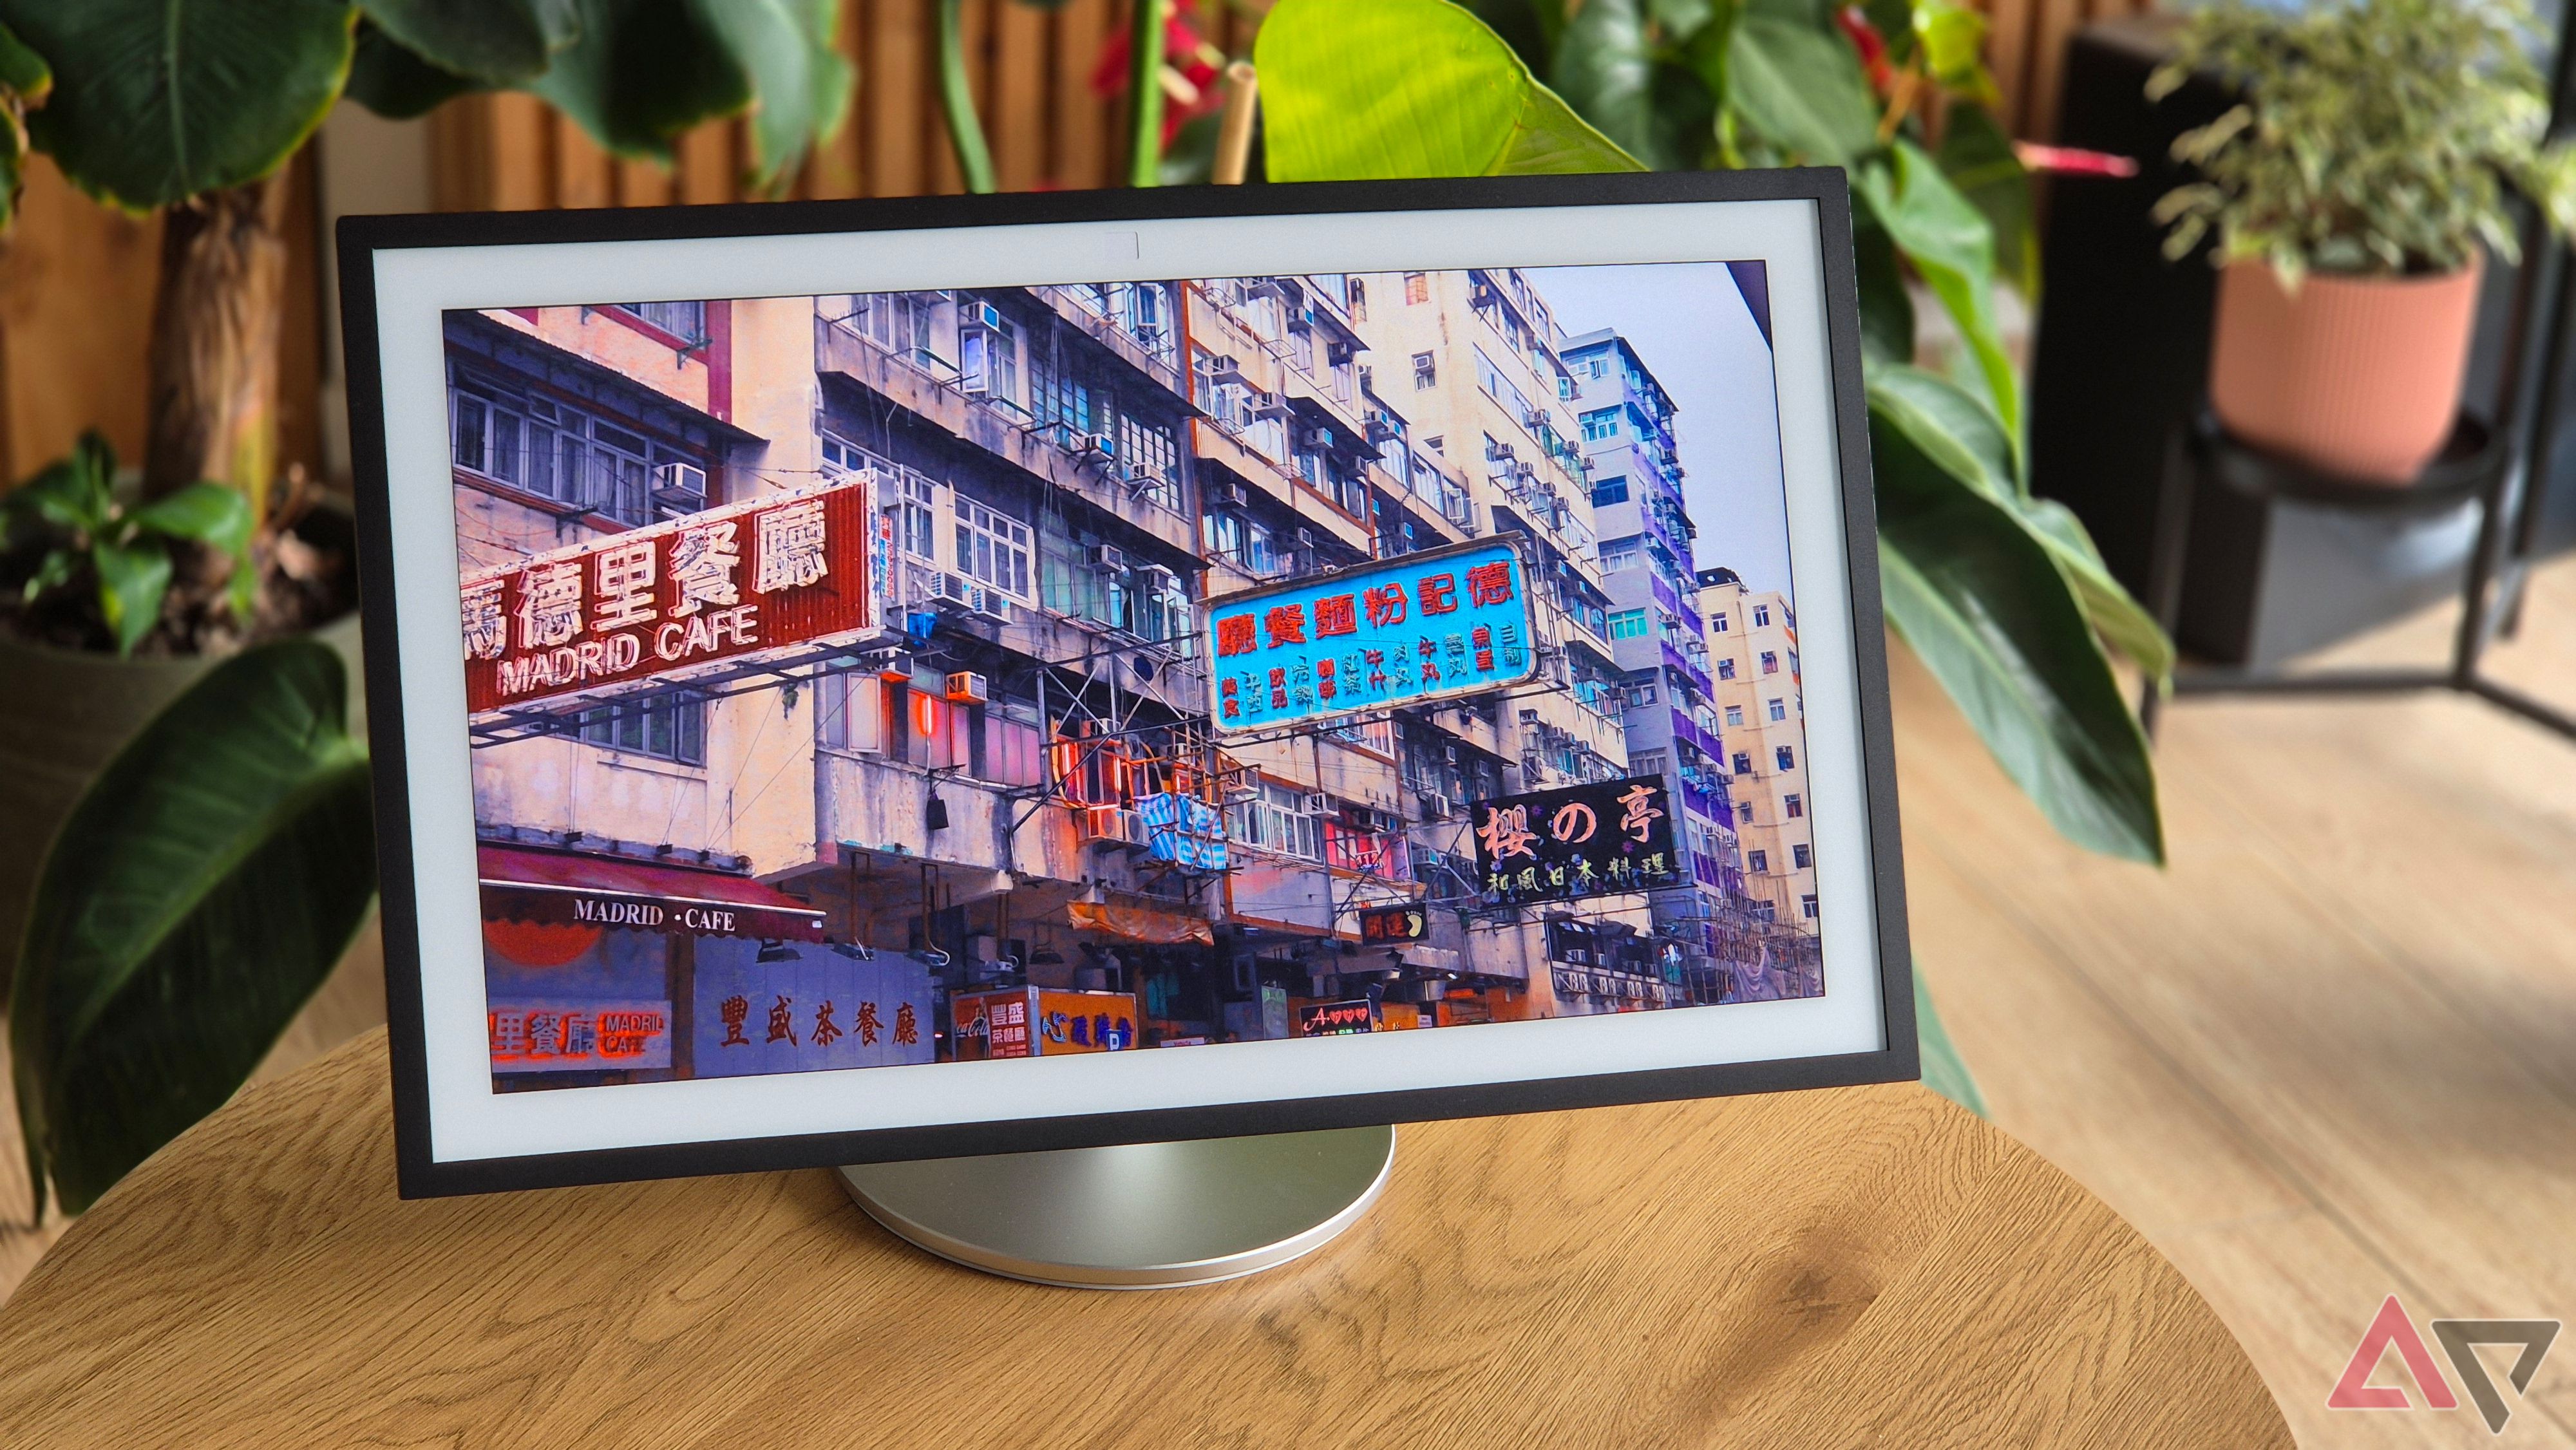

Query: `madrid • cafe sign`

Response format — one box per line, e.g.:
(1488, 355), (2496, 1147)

(459, 475), (880, 714)
(1470, 774), (1685, 907)
(1202, 537), (1538, 737)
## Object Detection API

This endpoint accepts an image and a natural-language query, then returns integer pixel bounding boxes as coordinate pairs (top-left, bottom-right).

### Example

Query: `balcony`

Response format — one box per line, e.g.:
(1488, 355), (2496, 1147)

(1324, 821), (1413, 884)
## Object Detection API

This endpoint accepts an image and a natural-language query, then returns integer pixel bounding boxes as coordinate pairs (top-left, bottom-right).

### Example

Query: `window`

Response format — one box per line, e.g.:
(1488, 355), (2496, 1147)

(1580, 407), (1622, 442)
(1776, 744), (1796, 771)
(1607, 608), (1650, 640)
(1412, 351), (1437, 388)
(614, 301), (706, 344)
(1724, 705), (1743, 727)
(955, 496), (1032, 598)
(1747, 849), (1769, 873)
(1760, 650), (1779, 675)
(1792, 843), (1813, 870)
(577, 693), (706, 766)
(1591, 477), (1630, 507)
(1587, 357), (1608, 379)
(1731, 751), (1751, 775)
(1624, 682), (1658, 708)
(1753, 604), (1771, 626)
(450, 377), (672, 525)
(1767, 697), (1787, 722)
(1801, 894), (1819, 920)
(1629, 750), (1667, 777)
(1230, 781), (1321, 859)
(1785, 793), (1803, 819)
(1717, 658), (1737, 681)
(958, 299), (1021, 404)
(1403, 271), (1429, 305)
(1738, 800), (1754, 824)
(1712, 612), (1729, 632)
(1345, 277), (1367, 319)
(1475, 346), (1531, 419)
(1599, 536), (1642, 572)
(846, 292), (932, 359)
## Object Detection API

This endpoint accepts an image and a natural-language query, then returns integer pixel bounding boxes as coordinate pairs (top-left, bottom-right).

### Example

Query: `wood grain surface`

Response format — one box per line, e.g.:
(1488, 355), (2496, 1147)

(0, 1030), (2284, 1448)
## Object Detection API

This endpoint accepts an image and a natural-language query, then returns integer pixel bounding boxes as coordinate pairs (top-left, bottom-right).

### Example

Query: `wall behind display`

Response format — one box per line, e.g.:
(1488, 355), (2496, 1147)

(0, 0), (2120, 489)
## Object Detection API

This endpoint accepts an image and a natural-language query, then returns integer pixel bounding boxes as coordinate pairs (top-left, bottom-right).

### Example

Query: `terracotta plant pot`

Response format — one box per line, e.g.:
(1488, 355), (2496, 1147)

(2206, 256), (2483, 485)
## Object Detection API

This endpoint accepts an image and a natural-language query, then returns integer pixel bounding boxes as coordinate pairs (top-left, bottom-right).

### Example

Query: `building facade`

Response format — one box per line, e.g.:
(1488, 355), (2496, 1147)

(1698, 566), (1822, 995)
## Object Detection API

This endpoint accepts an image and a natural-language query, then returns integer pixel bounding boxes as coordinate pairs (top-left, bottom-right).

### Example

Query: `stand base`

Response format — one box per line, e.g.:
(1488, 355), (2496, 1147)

(837, 1125), (1395, 1290)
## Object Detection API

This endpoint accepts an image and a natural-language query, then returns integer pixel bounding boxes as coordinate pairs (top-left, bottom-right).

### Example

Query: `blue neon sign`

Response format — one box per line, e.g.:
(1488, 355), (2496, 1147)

(1203, 538), (1539, 737)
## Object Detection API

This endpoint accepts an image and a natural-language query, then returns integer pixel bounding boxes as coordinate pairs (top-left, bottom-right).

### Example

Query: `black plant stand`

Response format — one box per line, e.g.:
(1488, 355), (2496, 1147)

(2139, 406), (2576, 745)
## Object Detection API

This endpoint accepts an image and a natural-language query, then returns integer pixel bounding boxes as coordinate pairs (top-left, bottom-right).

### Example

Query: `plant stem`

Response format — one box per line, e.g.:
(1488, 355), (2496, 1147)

(1125, 0), (1168, 188)
(1212, 62), (1258, 185)
(938, 0), (996, 195)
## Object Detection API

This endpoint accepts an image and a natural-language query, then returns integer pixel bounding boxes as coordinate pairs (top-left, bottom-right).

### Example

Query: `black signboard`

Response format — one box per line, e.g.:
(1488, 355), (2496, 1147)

(1356, 903), (1430, 944)
(1298, 999), (1378, 1036)
(1469, 775), (1683, 906)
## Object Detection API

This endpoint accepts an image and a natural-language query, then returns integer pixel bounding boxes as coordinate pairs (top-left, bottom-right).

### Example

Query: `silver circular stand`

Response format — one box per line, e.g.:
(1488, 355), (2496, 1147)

(837, 1125), (1394, 1290)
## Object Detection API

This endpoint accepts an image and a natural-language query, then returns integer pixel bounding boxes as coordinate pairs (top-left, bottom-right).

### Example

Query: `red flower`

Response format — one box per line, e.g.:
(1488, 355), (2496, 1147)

(1836, 6), (1894, 93)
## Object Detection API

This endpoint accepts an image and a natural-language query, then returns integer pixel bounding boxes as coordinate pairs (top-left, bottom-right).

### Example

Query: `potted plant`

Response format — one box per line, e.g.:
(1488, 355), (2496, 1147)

(1, 1), (851, 1217)
(2151, 0), (2576, 484)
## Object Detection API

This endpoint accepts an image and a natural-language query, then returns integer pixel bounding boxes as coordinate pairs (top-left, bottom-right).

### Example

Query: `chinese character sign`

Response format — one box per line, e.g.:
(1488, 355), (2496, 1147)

(689, 937), (935, 1076)
(1470, 775), (1685, 907)
(459, 475), (875, 713)
(489, 1000), (672, 1071)
(1204, 538), (1537, 737)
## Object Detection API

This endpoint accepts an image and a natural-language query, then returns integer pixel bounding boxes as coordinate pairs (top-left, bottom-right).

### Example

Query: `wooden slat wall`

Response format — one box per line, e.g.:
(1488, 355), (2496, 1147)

(0, 0), (2136, 484)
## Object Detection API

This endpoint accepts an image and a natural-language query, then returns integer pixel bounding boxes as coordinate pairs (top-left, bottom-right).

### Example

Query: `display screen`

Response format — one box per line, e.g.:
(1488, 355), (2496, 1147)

(437, 262), (1825, 1093)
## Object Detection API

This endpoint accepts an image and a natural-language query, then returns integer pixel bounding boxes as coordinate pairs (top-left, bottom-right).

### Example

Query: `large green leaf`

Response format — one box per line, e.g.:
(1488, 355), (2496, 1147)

(684, 0), (850, 187)
(12, 639), (375, 1215)
(345, 21), (488, 121)
(1552, 0), (1712, 171)
(0, 17), (46, 232)
(1869, 364), (2172, 678)
(1, 0), (355, 211)
(531, 0), (753, 166)
(1854, 139), (2021, 440)
(1873, 400), (2163, 863)
(359, 0), (576, 84)
(1935, 101), (2037, 297)
(1725, 11), (1879, 167)
(90, 540), (171, 659)
(1258, 0), (1643, 182)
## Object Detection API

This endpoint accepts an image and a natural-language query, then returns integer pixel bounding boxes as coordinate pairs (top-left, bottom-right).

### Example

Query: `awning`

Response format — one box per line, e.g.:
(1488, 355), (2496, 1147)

(1068, 900), (1215, 946)
(479, 843), (826, 940)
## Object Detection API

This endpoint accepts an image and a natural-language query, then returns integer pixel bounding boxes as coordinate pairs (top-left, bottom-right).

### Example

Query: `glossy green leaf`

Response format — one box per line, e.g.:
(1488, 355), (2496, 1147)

(345, 21), (488, 119)
(0, 19), (44, 231)
(1855, 138), (2019, 439)
(1725, 11), (1879, 166)
(12, 640), (375, 1216)
(1553, 0), (1712, 171)
(531, 0), (755, 165)
(1, 0), (355, 211)
(1258, 0), (1643, 182)
(131, 483), (252, 554)
(1853, 214), (1914, 366)
(1868, 364), (2172, 679)
(1936, 102), (2036, 296)
(90, 540), (170, 658)
(1873, 400), (2163, 863)
(359, 0), (574, 84)
(0, 17), (46, 97)
(8, 442), (113, 538)
(685, 0), (851, 187)
(1913, 0), (1989, 92)
(1913, 959), (1985, 1116)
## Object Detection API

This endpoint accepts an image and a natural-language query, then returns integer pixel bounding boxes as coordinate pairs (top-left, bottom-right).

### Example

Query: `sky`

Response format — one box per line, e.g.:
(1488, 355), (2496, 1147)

(1527, 261), (1794, 601)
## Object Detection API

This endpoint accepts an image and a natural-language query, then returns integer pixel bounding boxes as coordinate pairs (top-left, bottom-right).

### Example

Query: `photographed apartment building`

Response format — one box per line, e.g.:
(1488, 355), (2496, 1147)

(1698, 566), (1821, 984)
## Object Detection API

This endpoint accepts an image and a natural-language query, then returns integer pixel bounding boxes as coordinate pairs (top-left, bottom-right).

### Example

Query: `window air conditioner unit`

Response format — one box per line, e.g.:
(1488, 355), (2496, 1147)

(1303, 791), (1332, 814)
(1204, 355), (1245, 386)
(1251, 391), (1291, 419)
(967, 300), (1006, 332)
(1298, 426), (1334, 449)
(969, 588), (1014, 624)
(1085, 543), (1128, 572)
(1293, 525), (1320, 551)
(651, 461), (708, 511)
(1208, 479), (1248, 508)
(1417, 790), (1452, 819)
(1073, 431), (1117, 464)
(945, 671), (989, 705)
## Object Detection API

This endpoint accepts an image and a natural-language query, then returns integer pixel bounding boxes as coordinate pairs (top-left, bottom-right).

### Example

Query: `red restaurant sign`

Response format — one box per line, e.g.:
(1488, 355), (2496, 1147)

(460, 475), (875, 713)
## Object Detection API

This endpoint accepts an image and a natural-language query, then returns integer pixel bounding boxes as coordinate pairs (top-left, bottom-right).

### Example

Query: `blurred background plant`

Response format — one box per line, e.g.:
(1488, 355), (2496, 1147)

(2151, 0), (2576, 285)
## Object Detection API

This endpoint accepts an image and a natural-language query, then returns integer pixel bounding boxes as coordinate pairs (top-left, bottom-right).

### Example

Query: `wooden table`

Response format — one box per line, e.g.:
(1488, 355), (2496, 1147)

(0, 1030), (2287, 1447)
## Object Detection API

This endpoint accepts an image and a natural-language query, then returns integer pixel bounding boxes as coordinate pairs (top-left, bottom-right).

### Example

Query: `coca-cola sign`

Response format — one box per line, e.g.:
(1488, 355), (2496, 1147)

(460, 475), (876, 713)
